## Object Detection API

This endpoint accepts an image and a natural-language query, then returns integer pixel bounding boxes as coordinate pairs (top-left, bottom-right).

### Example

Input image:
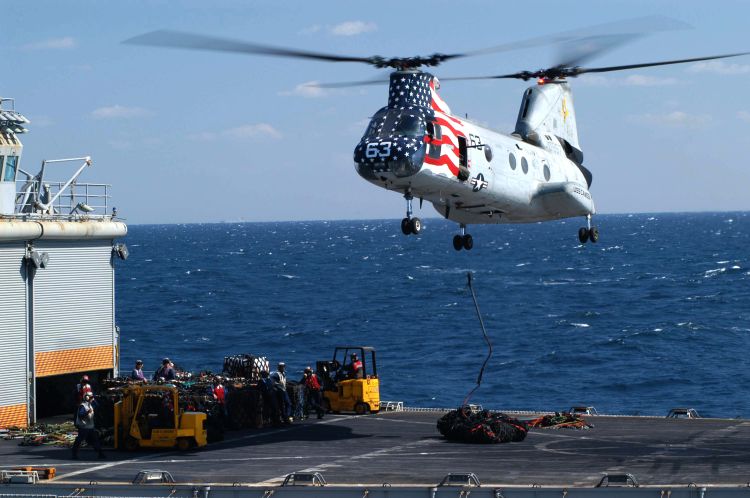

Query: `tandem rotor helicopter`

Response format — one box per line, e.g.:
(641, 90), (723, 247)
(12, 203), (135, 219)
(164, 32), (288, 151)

(126, 22), (748, 250)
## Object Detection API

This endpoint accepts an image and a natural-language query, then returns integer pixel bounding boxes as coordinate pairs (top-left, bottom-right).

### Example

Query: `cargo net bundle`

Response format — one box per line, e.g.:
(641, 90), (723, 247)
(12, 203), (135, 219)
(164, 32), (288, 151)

(437, 407), (528, 444)
(223, 354), (269, 381)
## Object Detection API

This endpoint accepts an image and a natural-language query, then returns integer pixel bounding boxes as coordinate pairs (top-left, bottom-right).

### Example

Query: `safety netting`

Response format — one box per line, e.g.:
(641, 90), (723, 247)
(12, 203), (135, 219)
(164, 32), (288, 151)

(528, 412), (593, 429)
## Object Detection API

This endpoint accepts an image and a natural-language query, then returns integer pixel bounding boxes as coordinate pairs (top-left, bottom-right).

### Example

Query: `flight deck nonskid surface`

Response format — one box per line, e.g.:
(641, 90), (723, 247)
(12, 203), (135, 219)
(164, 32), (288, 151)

(2, 411), (750, 486)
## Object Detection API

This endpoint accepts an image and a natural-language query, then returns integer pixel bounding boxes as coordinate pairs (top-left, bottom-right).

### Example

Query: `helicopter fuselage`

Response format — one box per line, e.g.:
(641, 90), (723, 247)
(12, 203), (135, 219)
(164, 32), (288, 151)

(354, 72), (595, 228)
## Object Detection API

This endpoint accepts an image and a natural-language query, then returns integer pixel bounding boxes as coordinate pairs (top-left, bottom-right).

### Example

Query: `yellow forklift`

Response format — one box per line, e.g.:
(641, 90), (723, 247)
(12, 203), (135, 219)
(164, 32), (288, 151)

(114, 384), (207, 451)
(317, 346), (379, 415)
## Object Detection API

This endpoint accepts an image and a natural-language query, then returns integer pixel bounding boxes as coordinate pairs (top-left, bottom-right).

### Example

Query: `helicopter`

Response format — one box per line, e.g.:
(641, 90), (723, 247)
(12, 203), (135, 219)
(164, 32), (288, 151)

(125, 27), (748, 250)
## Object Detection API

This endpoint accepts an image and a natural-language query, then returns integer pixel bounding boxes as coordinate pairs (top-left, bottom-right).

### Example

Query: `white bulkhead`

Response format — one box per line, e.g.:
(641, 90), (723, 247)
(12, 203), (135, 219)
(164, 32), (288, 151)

(0, 97), (128, 427)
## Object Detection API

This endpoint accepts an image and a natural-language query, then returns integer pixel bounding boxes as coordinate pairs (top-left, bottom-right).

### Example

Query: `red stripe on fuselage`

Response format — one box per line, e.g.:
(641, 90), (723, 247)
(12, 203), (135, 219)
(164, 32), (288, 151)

(424, 154), (459, 176)
(423, 135), (458, 149)
(435, 116), (465, 139)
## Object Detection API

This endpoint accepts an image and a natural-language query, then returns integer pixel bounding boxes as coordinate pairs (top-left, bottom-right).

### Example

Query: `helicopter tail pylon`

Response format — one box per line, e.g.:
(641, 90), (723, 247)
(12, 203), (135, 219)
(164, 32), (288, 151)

(514, 80), (581, 158)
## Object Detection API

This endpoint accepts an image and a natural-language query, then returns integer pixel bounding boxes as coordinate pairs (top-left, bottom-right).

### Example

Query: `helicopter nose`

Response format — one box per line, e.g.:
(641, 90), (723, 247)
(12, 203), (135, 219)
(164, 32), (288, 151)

(354, 138), (425, 179)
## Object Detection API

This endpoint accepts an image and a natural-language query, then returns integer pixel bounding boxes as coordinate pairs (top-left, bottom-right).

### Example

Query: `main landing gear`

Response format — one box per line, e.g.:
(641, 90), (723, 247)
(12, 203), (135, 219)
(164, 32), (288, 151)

(453, 224), (473, 251)
(401, 191), (422, 236)
(578, 215), (599, 244)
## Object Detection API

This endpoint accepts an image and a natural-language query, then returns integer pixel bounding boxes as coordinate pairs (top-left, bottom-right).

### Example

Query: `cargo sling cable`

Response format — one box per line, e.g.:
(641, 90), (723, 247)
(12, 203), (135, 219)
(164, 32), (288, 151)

(437, 272), (528, 444)
(462, 271), (491, 407)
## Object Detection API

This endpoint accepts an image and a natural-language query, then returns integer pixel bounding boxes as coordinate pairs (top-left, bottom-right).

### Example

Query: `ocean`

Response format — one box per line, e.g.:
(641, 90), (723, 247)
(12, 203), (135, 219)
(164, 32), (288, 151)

(116, 212), (750, 417)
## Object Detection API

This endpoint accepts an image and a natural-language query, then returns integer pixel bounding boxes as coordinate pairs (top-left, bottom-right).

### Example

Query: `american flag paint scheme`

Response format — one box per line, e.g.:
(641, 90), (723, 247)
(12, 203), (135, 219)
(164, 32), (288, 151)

(354, 70), (596, 246)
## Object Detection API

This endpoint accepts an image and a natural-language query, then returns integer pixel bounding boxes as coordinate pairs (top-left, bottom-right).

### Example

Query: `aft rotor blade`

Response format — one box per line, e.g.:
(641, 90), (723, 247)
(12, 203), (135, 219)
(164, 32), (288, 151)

(471, 15), (689, 64)
(124, 30), (376, 64)
(575, 51), (750, 75)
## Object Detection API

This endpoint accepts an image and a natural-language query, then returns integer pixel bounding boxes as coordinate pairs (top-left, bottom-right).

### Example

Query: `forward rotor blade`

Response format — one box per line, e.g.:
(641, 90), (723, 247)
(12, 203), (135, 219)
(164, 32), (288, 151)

(575, 51), (750, 75)
(438, 74), (523, 82)
(123, 30), (376, 64)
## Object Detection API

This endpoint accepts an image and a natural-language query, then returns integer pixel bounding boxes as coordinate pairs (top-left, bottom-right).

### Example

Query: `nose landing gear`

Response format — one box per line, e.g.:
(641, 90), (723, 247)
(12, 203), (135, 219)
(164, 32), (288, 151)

(578, 215), (599, 244)
(452, 224), (473, 251)
(400, 191), (422, 235)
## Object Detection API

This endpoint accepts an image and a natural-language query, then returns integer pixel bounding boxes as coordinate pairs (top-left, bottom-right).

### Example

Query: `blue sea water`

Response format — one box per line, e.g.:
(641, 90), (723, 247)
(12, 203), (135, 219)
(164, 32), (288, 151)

(116, 213), (750, 417)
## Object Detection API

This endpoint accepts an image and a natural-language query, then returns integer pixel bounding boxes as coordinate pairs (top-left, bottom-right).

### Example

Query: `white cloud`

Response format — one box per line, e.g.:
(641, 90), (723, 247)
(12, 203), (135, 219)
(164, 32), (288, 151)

(688, 60), (750, 75)
(278, 81), (328, 98)
(628, 111), (713, 128)
(299, 20), (377, 37)
(577, 73), (677, 87)
(738, 111), (750, 123)
(330, 21), (377, 36)
(91, 105), (152, 119)
(22, 36), (76, 51)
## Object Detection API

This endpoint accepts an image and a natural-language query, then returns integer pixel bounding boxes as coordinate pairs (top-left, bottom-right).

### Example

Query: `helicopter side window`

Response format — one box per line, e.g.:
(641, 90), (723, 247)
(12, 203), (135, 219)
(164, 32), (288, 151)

(427, 122), (442, 159)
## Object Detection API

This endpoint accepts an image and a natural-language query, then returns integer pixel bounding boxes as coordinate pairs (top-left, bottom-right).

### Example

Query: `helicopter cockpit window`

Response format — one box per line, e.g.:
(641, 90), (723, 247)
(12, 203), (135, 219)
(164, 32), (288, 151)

(395, 114), (424, 137)
(364, 109), (388, 137)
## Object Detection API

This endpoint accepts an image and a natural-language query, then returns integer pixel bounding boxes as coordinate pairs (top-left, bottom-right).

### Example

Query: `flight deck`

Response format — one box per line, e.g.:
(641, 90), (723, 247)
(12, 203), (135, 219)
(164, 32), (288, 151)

(2, 410), (750, 487)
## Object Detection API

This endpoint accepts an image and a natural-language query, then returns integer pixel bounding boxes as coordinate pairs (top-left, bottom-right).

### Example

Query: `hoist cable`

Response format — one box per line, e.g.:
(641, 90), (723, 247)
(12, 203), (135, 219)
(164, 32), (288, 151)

(462, 272), (493, 407)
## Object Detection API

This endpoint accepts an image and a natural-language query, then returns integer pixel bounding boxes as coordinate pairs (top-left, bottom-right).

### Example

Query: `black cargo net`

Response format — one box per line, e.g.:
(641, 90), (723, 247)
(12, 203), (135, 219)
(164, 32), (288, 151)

(437, 407), (528, 444)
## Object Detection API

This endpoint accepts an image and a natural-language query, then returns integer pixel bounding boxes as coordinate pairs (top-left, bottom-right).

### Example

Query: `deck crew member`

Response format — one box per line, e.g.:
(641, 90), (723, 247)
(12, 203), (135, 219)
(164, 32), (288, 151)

(213, 377), (227, 416)
(130, 360), (145, 381)
(75, 375), (92, 404)
(270, 362), (293, 423)
(153, 358), (176, 381)
(72, 392), (105, 459)
(302, 366), (325, 419)
(259, 370), (282, 426)
(348, 353), (364, 379)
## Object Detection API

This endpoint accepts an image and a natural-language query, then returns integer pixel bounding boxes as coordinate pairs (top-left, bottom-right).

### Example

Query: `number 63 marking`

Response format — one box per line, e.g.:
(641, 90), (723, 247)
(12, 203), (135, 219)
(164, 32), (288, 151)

(365, 141), (392, 158)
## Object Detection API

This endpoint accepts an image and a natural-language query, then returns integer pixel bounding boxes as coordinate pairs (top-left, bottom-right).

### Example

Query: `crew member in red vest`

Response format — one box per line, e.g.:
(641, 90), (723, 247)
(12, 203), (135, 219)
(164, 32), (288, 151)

(349, 353), (364, 379)
(213, 377), (227, 416)
(76, 375), (92, 404)
(302, 366), (325, 419)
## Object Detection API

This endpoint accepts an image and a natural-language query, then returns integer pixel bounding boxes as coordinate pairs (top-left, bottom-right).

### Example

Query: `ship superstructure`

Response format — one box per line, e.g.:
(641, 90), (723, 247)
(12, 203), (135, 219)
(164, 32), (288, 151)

(0, 97), (127, 427)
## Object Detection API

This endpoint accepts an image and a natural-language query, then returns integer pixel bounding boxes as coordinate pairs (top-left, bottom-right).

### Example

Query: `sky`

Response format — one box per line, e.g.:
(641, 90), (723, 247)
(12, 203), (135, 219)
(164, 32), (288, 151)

(5, 0), (750, 224)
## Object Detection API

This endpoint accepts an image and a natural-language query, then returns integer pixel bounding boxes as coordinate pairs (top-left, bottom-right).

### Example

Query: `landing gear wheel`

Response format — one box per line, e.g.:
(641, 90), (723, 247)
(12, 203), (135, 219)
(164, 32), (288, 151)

(462, 234), (474, 250)
(410, 217), (422, 235)
(401, 218), (411, 235)
(589, 227), (599, 243)
(453, 235), (463, 251)
(578, 227), (590, 244)
(176, 437), (193, 451)
(124, 436), (139, 452)
(354, 402), (368, 415)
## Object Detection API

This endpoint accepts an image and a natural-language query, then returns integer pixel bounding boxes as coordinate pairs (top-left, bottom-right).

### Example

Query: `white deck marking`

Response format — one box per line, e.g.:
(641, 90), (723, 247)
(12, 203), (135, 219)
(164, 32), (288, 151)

(52, 416), (350, 481)
(256, 434), (436, 485)
(53, 452), (171, 481)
